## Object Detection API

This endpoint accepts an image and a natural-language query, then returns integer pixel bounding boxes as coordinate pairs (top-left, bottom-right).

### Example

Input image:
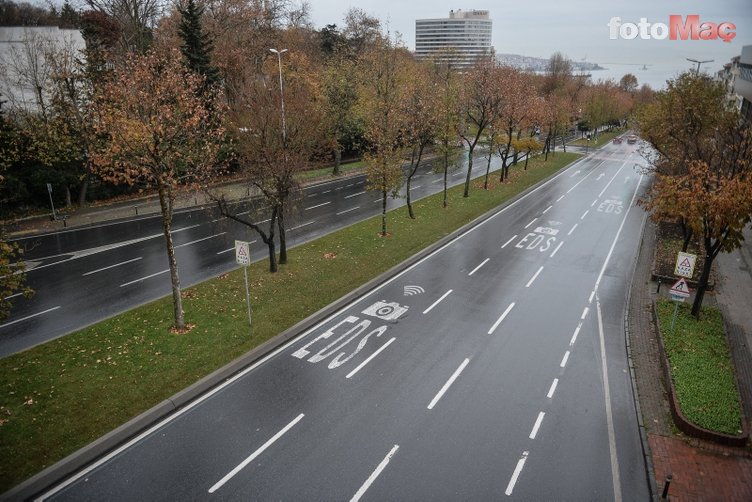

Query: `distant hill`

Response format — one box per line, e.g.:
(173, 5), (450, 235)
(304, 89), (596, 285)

(496, 53), (605, 72)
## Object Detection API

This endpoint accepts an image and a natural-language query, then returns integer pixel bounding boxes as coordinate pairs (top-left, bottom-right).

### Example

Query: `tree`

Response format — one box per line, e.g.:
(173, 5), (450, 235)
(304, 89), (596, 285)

(619, 73), (638, 93)
(494, 66), (531, 183)
(177, 0), (220, 90)
(322, 55), (360, 176)
(358, 36), (407, 236)
(401, 62), (438, 218)
(91, 48), (225, 330)
(81, 0), (163, 53)
(0, 231), (33, 323)
(458, 60), (501, 198)
(432, 58), (461, 208)
(639, 72), (752, 317)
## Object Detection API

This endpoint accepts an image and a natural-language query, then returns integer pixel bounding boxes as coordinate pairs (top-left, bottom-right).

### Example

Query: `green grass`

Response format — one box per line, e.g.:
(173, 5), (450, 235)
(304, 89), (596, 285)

(569, 128), (624, 147)
(0, 152), (579, 491)
(656, 298), (743, 436)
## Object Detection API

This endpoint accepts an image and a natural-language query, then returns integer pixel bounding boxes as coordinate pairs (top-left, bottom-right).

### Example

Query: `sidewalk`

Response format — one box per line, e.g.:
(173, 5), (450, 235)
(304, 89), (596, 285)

(628, 219), (752, 500)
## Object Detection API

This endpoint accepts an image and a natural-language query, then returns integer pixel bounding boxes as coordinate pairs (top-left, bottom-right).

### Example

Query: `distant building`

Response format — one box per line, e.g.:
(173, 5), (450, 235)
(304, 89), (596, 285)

(0, 26), (85, 113)
(733, 45), (752, 123)
(415, 9), (493, 70)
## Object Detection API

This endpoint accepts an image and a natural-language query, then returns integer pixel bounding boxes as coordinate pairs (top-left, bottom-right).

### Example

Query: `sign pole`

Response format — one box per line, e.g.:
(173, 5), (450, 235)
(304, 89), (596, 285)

(47, 183), (57, 220)
(671, 301), (679, 332)
(243, 265), (251, 327)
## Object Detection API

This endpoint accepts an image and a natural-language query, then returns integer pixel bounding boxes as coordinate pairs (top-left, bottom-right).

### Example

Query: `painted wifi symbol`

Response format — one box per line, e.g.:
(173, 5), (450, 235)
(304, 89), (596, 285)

(403, 285), (425, 296)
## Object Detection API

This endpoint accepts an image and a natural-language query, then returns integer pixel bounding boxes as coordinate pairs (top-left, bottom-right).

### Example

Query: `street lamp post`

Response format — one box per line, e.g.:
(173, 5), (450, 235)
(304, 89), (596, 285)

(686, 58), (714, 74)
(269, 48), (288, 144)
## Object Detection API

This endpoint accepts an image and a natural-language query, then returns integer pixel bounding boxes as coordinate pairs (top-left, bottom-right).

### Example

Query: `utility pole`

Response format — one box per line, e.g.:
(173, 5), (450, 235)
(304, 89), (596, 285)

(686, 58), (714, 74)
(269, 48), (288, 144)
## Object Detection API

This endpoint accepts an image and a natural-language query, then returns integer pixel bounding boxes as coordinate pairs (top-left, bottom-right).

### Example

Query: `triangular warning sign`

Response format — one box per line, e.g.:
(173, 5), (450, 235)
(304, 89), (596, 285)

(670, 278), (690, 296)
(238, 246), (248, 259)
(679, 258), (691, 267)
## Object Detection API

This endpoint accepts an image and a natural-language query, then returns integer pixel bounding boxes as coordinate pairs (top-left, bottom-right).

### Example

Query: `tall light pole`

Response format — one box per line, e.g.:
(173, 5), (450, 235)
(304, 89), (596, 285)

(686, 58), (714, 74)
(269, 48), (288, 144)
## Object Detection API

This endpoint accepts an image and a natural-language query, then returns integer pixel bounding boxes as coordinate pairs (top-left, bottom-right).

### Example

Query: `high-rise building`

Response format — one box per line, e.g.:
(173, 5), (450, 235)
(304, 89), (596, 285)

(734, 45), (752, 123)
(415, 9), (493, 70)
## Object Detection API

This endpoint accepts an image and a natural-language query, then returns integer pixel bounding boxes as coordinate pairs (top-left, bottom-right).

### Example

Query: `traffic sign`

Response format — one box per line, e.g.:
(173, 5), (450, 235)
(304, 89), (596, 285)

(674, 252), (697, 278)
(235, 240), (250, 265)
(669, 277), (691, 300)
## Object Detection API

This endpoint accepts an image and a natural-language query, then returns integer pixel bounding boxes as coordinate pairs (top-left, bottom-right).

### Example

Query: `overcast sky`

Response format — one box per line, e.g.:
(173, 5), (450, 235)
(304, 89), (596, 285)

(309, 0), (750, 75)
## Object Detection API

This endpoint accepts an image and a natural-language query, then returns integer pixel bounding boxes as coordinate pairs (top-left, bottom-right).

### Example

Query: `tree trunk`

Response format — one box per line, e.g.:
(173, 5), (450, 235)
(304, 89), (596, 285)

(680, 220), (693, 252)
(463, 146), (474, 198)
(381, 189), (388, 235)
(690, 249), (714, 318)
(277, 205), (287, 265)
(406, 175), (414, 219)
(483, 152), (492, 189)
(443, 147), (449, 208)
(158, 185), (184, 330)
(78, 176), (88, 207)
(65, 185), (72, 207)
(332, 148), (341, 176)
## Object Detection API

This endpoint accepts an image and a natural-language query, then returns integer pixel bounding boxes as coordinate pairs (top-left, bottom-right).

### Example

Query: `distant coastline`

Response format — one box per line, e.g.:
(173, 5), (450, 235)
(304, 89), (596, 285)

(496, 53), (605, 72)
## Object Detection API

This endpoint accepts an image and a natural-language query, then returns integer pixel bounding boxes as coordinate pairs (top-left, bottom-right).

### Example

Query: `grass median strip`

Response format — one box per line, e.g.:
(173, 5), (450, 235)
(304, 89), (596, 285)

(569, 128), (624, 147)
(0, 152), (579, 491)
(656, 298), (743, 436)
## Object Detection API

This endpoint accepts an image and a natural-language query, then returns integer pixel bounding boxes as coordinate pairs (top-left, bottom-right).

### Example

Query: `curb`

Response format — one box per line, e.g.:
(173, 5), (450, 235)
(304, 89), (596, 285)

(624, 210), (660, 501)
(652, 302), (749, 447)
(4, 155), (587, 500)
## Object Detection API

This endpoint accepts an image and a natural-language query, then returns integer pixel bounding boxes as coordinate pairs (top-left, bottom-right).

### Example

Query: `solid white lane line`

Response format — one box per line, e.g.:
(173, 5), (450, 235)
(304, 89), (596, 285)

(83, 257), (142, 276)
(589, 291), (595, 304)
(597, 297), (623, 502)
(598, 158), (629, 198)
(580, 209), (589, 220)
(453, 171), (464, 177)
(594, 174), (644, 293)
(0, 306), (61, 329)
(3, 292), (23, 300)
(568, 224), (578, 236)
(356, 181), (365, 185)
(120, 269), (169, 287)
(428, 358), (470, 410)
(336, 206), (360, 215)
(524, 218), (538, 229)
(547, 379), (559, 399)
(423, 290), (453, 314)
(468, 258), (490, 276)
(409, 185), (422, 190)
(542, 205), (553, 214)
(373, 198), (383, 203)
(570, 323), (582, 346)
(556, 195), (565, 202)
(175, 233), (226, 249)
(345, 191), (366, 199)
(290, 221), (315, 231)
(529, 412), (545, 439)
(550, 241), (564, 258)
(488, 303), (515, 335)
(345, 184), (354, 188)
(307, 193), (318, 198)
(525, 266), (544, 288)
(305, 202), (331, 211)
(581, 307), (589, 320)
(346, 338), (396, 379)
(501, 235), (518, 249)
(350, 445), (400, 502)
(505, 451), (529, 496)
(560, 351), (570, 368)
(322, 190), (331, 194)
(432, 178), (444, 183)
(208, 413), (305, 494)
(591, 198), (599, 207)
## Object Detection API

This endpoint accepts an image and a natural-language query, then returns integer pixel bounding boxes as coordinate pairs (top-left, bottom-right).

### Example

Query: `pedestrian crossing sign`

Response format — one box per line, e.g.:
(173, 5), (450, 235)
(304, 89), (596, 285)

(674, 252), (697, 278)
(235, 240), (250, 265)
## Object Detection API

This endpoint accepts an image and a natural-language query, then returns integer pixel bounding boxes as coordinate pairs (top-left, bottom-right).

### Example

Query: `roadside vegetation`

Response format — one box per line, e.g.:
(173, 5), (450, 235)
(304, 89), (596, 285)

(655, 299), (743, 436)
(0, 152), (579, 491)
(568, 128), (624, 147)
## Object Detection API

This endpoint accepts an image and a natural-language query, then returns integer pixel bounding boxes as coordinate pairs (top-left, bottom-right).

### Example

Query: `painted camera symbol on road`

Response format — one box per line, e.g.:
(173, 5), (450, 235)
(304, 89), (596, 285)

(362, 300), (409, 321)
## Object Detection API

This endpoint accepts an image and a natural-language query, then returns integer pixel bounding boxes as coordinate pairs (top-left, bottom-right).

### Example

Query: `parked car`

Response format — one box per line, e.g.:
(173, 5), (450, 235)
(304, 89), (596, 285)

(613, 137), (623, 144)
(627, 135), (638, 144)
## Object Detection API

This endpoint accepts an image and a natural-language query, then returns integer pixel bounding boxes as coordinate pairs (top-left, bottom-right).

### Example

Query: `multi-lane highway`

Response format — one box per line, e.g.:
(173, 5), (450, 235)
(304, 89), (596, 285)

(36, 142), (651, 499)
(3, 153), (508, 356)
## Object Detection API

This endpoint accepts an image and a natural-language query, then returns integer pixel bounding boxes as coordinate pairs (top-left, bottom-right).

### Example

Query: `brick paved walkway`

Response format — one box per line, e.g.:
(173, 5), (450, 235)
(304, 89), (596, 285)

(628, 217), (752, 500)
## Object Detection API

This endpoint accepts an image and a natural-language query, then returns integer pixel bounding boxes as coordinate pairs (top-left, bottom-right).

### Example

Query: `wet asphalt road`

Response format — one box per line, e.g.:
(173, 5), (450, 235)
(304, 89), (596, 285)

(37, 142), (651, 500)
(4, 153), (503, 356)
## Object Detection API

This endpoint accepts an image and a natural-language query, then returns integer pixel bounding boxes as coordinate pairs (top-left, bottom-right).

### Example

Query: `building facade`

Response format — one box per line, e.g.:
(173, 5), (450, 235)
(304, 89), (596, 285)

(734, 45), (752, 124)
(415, 9), (493, 70)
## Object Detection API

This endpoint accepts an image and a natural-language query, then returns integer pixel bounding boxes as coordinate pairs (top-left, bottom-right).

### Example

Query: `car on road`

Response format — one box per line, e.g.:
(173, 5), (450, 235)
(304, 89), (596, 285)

(627, 135), (638, 144)
(613, 137), (623, 144)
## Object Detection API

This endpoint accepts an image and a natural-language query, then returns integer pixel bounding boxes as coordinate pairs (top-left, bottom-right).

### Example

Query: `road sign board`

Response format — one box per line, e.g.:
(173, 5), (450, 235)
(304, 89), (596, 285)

(235, 240), (250, 266)
(674, 252), (697, 278)
(669, 277), (690, 298)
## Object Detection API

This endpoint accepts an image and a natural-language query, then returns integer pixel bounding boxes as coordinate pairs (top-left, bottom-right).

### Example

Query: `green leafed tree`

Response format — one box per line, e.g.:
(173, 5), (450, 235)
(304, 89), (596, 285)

(177, 0), (219, 91)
